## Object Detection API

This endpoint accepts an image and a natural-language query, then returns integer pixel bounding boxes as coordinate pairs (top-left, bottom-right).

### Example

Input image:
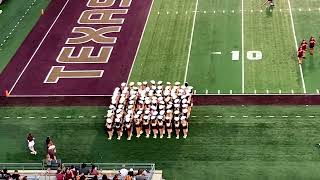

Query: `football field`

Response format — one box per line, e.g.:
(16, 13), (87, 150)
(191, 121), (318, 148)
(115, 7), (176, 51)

(130, 0), (320, 95)
(1, 106), (320, 180)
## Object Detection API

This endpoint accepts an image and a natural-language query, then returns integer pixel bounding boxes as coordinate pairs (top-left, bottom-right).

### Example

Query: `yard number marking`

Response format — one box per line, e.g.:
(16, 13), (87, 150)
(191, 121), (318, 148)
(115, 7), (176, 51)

(231, 51), (263, 61)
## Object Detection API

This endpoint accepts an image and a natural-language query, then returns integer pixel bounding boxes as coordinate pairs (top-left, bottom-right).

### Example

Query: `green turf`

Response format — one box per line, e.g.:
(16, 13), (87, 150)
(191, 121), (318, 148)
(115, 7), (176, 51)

(244, 1), (302, 94)
(129, 0), (195, 83)
(186, 0), (242, 94)
(0, 0), (50, 72)
(291, 0), (320, 93)
(1, 106), (320, 179)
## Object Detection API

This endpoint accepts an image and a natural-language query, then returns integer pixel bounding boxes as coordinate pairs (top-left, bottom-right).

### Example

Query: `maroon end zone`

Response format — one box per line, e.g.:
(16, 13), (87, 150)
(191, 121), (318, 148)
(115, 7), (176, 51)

(0, 0), (153, 96)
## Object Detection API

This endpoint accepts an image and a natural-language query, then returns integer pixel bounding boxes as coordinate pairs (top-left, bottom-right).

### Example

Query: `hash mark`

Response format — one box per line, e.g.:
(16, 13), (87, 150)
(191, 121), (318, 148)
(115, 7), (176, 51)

(256, 115), (261, 118)
(268, 116), (274, 118)
(309, 115), (315, 118)
(91, 116), (97, 118)
(4, 117), (10, 119)
(204, 116), (209, 118)
(66, 116), (71, 118)
(79, 116), (84, 118)
(282, 116), (288, 118)
(54, 117), (59, 119)
(230, 115), (235, 118)
(217, 116), (222, 118)
(243, 115), (248, 118)
(29, 117), (35, 119)
(17, 117), (22, 119)
(41, 117), (47, 119)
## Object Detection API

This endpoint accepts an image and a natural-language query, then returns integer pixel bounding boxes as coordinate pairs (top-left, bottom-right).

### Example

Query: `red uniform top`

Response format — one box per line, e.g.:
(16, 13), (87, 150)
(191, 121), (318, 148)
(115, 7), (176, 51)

(298, 48), (304, 57)
(301, 41), (308, 51)
(309, 38), (316, 48)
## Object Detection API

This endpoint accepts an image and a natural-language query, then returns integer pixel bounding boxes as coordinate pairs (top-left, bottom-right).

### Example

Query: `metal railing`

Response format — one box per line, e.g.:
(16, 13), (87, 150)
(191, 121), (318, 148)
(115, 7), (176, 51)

(63, 163), (155, 180)
(0, 163), (156, 180)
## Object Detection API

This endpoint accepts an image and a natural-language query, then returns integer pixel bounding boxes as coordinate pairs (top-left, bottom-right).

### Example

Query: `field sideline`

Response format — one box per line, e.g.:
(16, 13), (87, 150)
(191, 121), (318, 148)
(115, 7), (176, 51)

(130, 0), (320, 95)
(1, 106), (320, 180)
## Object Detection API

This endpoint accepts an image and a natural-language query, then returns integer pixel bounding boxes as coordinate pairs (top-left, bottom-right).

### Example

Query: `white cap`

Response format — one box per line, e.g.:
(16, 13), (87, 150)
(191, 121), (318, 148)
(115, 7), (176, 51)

(121, 82), (126, 87)
(182, 99), (188, 104)
(118, 104), (124, 109)
(137, 110), (143, 115)
(166, 82), (171, 85)
(128, 105), (133, 109)
(115, 118), (120, 122)
(145, 109), (150, 114)
(129, 82), (135, 86)
(181, 116), (186, 121)
(125, 118), (130, 123)
(182, 104), (188, 108)
(129, 100), (135, 105)
(151, 116), (156, 120)
(157, 86), (163, 90)
(166, 104), (173, 109)
(151, 106), (157, 110)
(157, 81), (163, 85)
(143, 81), (148, 85)
(116, 114), (122, 119)
(160, 110), (165, 115)
(175, 82), (180, 86)
(159, 105), (165, 110)
(106, 118), (112, 123)
(129, 168), (134, 172)
(137, 82), (142, 86)
(183, 108), (188, 113)
(152, 99), (157, 104)
(174, 99), (180, 104)
(134, 114), (140, 119)
(143, 115), (148, 120)
(116, 109), (122, 114)
(152, 111), (158, 116)
(128, 110), (133, 114)
(157, 115), (163, 119)
(174, 104), (180, 108)
(150, 80), (156, 84)
(107, 113), (113, 118)
(151, 85), (157, 90)
(174, 110), (180, 114)
(167, 109), (172, 113)
(174, 117), (179, 121)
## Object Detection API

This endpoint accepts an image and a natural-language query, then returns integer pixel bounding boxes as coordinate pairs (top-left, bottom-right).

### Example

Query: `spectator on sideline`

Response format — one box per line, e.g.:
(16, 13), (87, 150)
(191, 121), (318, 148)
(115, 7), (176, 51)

(11, 170), (20, 180)
(135, 169), (147, 180)
(92, 175), (98, 180)
(79, 163), (90, 175)
(48, 143), (56, 160)
(90, 165), (99, 176)
(27, 133), (37, 155)
(56, 169), (64, 180)
(0, 169), (10, 179)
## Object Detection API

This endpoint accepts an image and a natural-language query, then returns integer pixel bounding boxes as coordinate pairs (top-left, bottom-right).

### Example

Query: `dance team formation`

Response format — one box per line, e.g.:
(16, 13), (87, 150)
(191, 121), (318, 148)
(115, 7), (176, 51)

(298, 37), (316, 64)
(105, 81), (194, 141)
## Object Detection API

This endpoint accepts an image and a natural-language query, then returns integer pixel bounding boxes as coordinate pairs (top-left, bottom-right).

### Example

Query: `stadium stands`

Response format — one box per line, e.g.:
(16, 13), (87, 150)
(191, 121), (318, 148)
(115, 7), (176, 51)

(0, 163), (160, 180)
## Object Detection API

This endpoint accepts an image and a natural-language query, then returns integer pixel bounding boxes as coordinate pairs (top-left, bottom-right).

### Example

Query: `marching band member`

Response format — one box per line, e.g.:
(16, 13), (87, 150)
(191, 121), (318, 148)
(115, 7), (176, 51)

(151, 115), (158, 139)
(158, 114), (165, 139)
(165, 110), (173, 138)
(114, 118), (123, 140)
(134, 113), (143, 138)
(181, 116), (188, 139)
(125, 116), (133, 141)
(106, 118), (114, 140)
(143, 115), (150, 138)
(174, 117), (180, 139)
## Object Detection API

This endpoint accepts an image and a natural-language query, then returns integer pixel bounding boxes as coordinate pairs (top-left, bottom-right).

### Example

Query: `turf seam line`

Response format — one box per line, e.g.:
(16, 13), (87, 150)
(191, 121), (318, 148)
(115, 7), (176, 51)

(288, 0), (306, 93)
(241, 0), (244, 93)
(184, 0), (199, 83)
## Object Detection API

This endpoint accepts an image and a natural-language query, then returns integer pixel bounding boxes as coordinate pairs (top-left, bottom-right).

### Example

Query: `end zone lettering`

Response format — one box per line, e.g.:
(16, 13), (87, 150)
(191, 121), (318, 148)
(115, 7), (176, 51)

(44, 0), (132, 83)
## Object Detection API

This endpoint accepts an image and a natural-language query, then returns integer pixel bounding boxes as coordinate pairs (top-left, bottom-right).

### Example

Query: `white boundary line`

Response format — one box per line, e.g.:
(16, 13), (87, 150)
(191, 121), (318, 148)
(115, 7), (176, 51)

(184, 0), (199, 83)
(126, 0), (154, 84)
(241, 0), (245, 93)
(9, 0), (71, 94)
(287, 0), (306, 93)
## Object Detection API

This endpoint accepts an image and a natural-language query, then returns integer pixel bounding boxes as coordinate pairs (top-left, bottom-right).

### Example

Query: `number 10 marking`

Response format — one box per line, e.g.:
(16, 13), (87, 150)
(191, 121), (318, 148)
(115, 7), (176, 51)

(231, 51), (262, 61)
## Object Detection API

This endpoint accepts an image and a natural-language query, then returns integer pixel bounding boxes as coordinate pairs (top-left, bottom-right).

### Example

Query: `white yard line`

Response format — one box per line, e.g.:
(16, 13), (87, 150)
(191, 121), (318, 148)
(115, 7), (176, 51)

(241, 0), (245, 93)
(287, 0), (306, 94)
(126, 0), (154, 84)
(9, 0), (70, 94)
(184, 0), (199, 83)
